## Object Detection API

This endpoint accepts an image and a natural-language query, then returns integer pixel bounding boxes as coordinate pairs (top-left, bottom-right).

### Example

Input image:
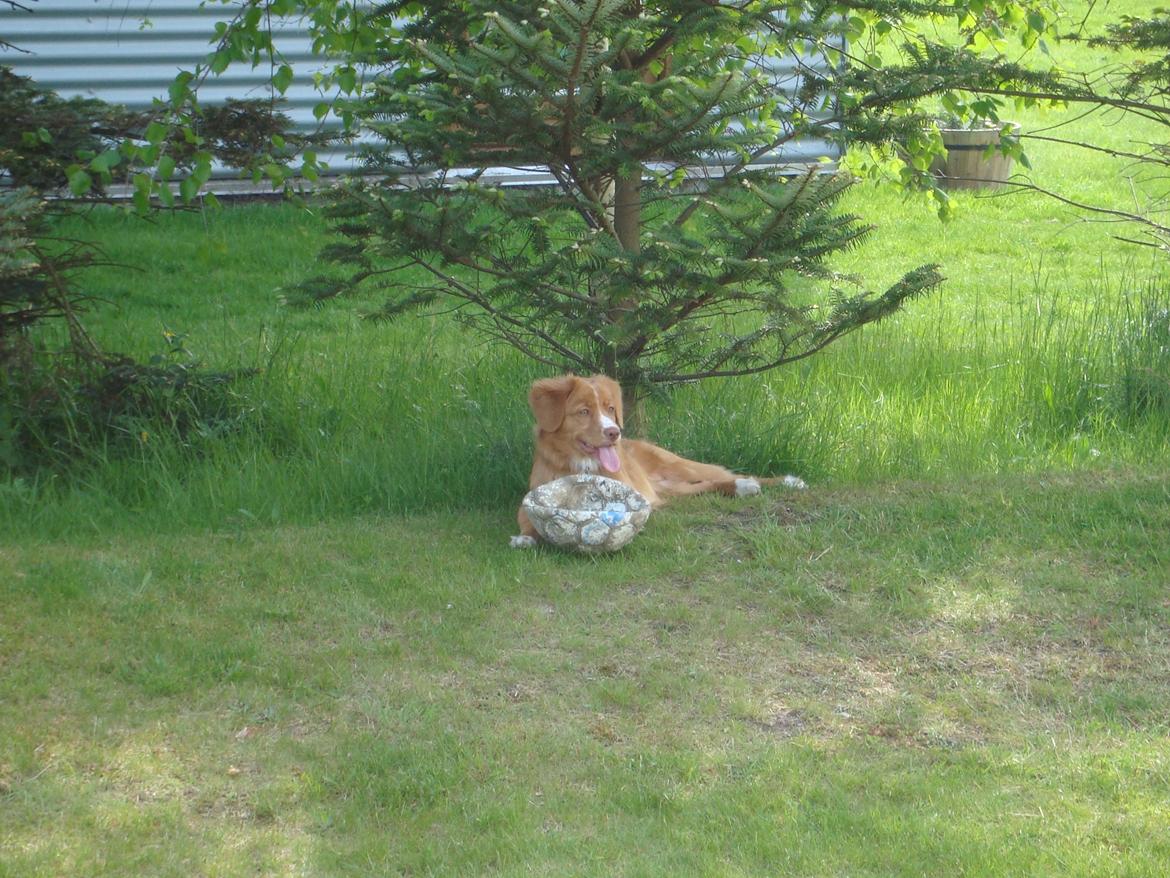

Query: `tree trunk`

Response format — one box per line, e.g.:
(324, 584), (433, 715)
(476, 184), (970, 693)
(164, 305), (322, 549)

(609, 168), (648, 434)
(612, 171), (641, 255)
(622, 385), (647, 437)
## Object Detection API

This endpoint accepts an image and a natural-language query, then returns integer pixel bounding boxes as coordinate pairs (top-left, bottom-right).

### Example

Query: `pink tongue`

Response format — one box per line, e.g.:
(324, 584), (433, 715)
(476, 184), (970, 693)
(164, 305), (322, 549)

(598, 445), (621, 473)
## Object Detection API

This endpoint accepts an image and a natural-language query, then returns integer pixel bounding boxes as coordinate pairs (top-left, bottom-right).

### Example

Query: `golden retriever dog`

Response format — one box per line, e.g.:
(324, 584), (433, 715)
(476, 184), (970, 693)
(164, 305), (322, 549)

(511, 373), (806, 547)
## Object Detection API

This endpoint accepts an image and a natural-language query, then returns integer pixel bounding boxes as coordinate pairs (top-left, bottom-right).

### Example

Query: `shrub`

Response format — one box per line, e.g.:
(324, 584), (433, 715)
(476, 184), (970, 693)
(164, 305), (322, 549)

(0, 66), (130, 192)
(0, 189), (252, 472)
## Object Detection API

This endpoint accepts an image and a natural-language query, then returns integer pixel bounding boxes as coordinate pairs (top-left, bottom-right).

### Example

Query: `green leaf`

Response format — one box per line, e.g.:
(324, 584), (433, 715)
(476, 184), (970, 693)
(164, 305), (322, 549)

(168, 71), (194, 104)
(210, 51), (232, 75)
(89, 148), (122, 173)
(158, 155), (176, 181)
(145, 121), (168, 145)
(131, 142), (157, 167)
(273, 64), (295, 94)
(191, 156), (213, 186)
(67, 168), (93, 197)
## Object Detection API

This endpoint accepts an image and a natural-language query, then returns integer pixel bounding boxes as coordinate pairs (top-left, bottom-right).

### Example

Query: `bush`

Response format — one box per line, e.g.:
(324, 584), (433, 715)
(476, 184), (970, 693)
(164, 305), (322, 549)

(1, 334), (255, 473)
(0, 189), (252, 472)
(0, 66), (131, 192)
(0, 69), (296, 473)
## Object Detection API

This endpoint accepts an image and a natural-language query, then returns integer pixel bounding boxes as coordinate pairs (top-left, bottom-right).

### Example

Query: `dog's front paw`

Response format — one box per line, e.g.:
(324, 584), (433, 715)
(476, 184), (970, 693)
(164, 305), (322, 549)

(781, 475), (808, 490)
(735, 478), (762, 497)
(510, 535), (539, 549)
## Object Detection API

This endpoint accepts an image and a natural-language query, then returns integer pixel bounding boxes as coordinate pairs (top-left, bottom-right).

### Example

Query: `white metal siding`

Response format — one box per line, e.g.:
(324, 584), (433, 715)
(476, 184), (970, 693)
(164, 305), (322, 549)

(3, 0), (350, 178)
(3, 1), (841, 182)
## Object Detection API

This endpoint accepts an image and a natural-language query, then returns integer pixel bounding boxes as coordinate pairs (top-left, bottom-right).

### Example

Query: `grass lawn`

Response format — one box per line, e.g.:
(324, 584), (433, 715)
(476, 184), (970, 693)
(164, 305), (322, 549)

(3, 0), (1170, 873)
(3, 468), (1168, 875)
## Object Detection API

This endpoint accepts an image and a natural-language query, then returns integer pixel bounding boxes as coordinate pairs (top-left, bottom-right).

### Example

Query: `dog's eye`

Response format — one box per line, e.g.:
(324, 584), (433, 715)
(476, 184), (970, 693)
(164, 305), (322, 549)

(579, 407), (589, 416)
(607, 405), (616, 413)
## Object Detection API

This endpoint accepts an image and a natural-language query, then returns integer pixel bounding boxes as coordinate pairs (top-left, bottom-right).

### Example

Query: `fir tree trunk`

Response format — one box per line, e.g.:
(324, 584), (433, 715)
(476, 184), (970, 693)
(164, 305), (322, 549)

(612, 169), (645, 434)
(622, 387), (647, 437)
(612, 171), (641, 255)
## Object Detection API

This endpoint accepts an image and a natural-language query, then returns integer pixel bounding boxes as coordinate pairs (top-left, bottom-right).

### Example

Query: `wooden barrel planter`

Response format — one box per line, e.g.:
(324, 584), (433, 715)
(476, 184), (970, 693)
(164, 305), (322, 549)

(930, 125), (1019, 190)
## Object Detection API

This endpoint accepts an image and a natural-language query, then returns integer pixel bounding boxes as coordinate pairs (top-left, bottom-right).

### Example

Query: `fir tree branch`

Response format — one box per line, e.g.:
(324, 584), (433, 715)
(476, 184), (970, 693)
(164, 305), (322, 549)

(564, 159), (620, 238)
(996, 179), (1170, 238)
(1022, 133), (1170, 167)
(672, 124), (805, 229)
(547, 163), (604, 231)
(976, 86), (1170, 119)
(410, 258), (594, 371)
(444, 252), (597, 307)
(643, 72), (748, 162)
(650, 324), (852, 384)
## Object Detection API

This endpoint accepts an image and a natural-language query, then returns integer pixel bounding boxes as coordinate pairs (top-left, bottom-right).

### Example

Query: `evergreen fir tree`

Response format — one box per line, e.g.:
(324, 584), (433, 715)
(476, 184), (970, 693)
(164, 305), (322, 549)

(291, 0), (948, 411)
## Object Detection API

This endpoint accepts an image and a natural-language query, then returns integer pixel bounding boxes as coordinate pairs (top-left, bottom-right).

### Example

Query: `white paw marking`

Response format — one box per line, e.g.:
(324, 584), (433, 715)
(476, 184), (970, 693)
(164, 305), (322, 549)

(510, 535), (538, 549)
(735, 478), (761, 497)
(782, 475), (808, 490)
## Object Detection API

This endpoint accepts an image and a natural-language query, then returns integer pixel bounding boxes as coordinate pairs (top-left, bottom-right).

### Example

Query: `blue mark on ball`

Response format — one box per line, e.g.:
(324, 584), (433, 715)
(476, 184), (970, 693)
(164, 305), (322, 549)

(600, 503), (629, 527)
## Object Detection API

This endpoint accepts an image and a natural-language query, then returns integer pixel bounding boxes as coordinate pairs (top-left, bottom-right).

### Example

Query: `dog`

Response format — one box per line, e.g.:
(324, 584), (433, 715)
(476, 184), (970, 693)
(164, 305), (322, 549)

(511, 373), (806, 547)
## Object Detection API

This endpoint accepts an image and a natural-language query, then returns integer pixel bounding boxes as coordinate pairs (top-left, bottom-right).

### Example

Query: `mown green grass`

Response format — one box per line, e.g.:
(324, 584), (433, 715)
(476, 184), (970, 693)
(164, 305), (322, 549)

(3, 469), (1167, 875)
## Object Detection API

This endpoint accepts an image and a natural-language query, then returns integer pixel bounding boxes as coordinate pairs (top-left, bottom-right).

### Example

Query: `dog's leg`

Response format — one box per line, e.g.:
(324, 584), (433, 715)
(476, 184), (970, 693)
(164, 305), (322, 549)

(731, 475), (809, 494)
(656, 474), (805, 500)
(758, 475), (809, 491)
(511, 507), (540, 549)
(654, 478), (743, 499)
(734, 478), (762, 496)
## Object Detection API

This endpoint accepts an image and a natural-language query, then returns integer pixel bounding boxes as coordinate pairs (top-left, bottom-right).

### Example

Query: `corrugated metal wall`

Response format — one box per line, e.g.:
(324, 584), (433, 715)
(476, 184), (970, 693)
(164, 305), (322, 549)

(3, 0), (350, 179)
(3, 1), (841, 183)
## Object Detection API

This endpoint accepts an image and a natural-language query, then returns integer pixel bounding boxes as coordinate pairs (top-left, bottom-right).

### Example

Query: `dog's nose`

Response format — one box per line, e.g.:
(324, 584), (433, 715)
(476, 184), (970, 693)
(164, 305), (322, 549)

(604, 425), (620, 442)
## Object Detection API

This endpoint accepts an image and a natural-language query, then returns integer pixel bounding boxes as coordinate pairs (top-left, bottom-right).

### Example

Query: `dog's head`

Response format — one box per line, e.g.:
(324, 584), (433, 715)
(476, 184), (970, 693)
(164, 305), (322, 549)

(528, 374), (624, 474)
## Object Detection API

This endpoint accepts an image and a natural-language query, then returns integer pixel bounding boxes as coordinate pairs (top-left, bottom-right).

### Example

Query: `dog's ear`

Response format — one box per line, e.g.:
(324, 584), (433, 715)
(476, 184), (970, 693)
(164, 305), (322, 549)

(529, 375), (577, 432)
(590, 374), (625, 428)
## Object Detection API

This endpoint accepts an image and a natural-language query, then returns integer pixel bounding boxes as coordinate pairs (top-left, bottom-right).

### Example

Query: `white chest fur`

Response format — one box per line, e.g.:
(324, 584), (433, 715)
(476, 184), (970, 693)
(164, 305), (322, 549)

(573, 456), (600, 474)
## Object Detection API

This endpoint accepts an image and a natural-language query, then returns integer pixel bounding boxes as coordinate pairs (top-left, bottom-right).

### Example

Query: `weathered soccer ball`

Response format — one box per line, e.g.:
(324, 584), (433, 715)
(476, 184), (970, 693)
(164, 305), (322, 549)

(522, 474), (651, 553)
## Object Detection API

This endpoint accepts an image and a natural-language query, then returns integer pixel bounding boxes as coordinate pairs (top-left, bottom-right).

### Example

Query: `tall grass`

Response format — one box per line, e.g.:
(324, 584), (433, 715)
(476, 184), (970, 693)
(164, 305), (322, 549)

(2, 199), (1167, 538)
(653, 269), (1170, 479)
(7, 4), (1170, 537)
(0, 316), (539, 536)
